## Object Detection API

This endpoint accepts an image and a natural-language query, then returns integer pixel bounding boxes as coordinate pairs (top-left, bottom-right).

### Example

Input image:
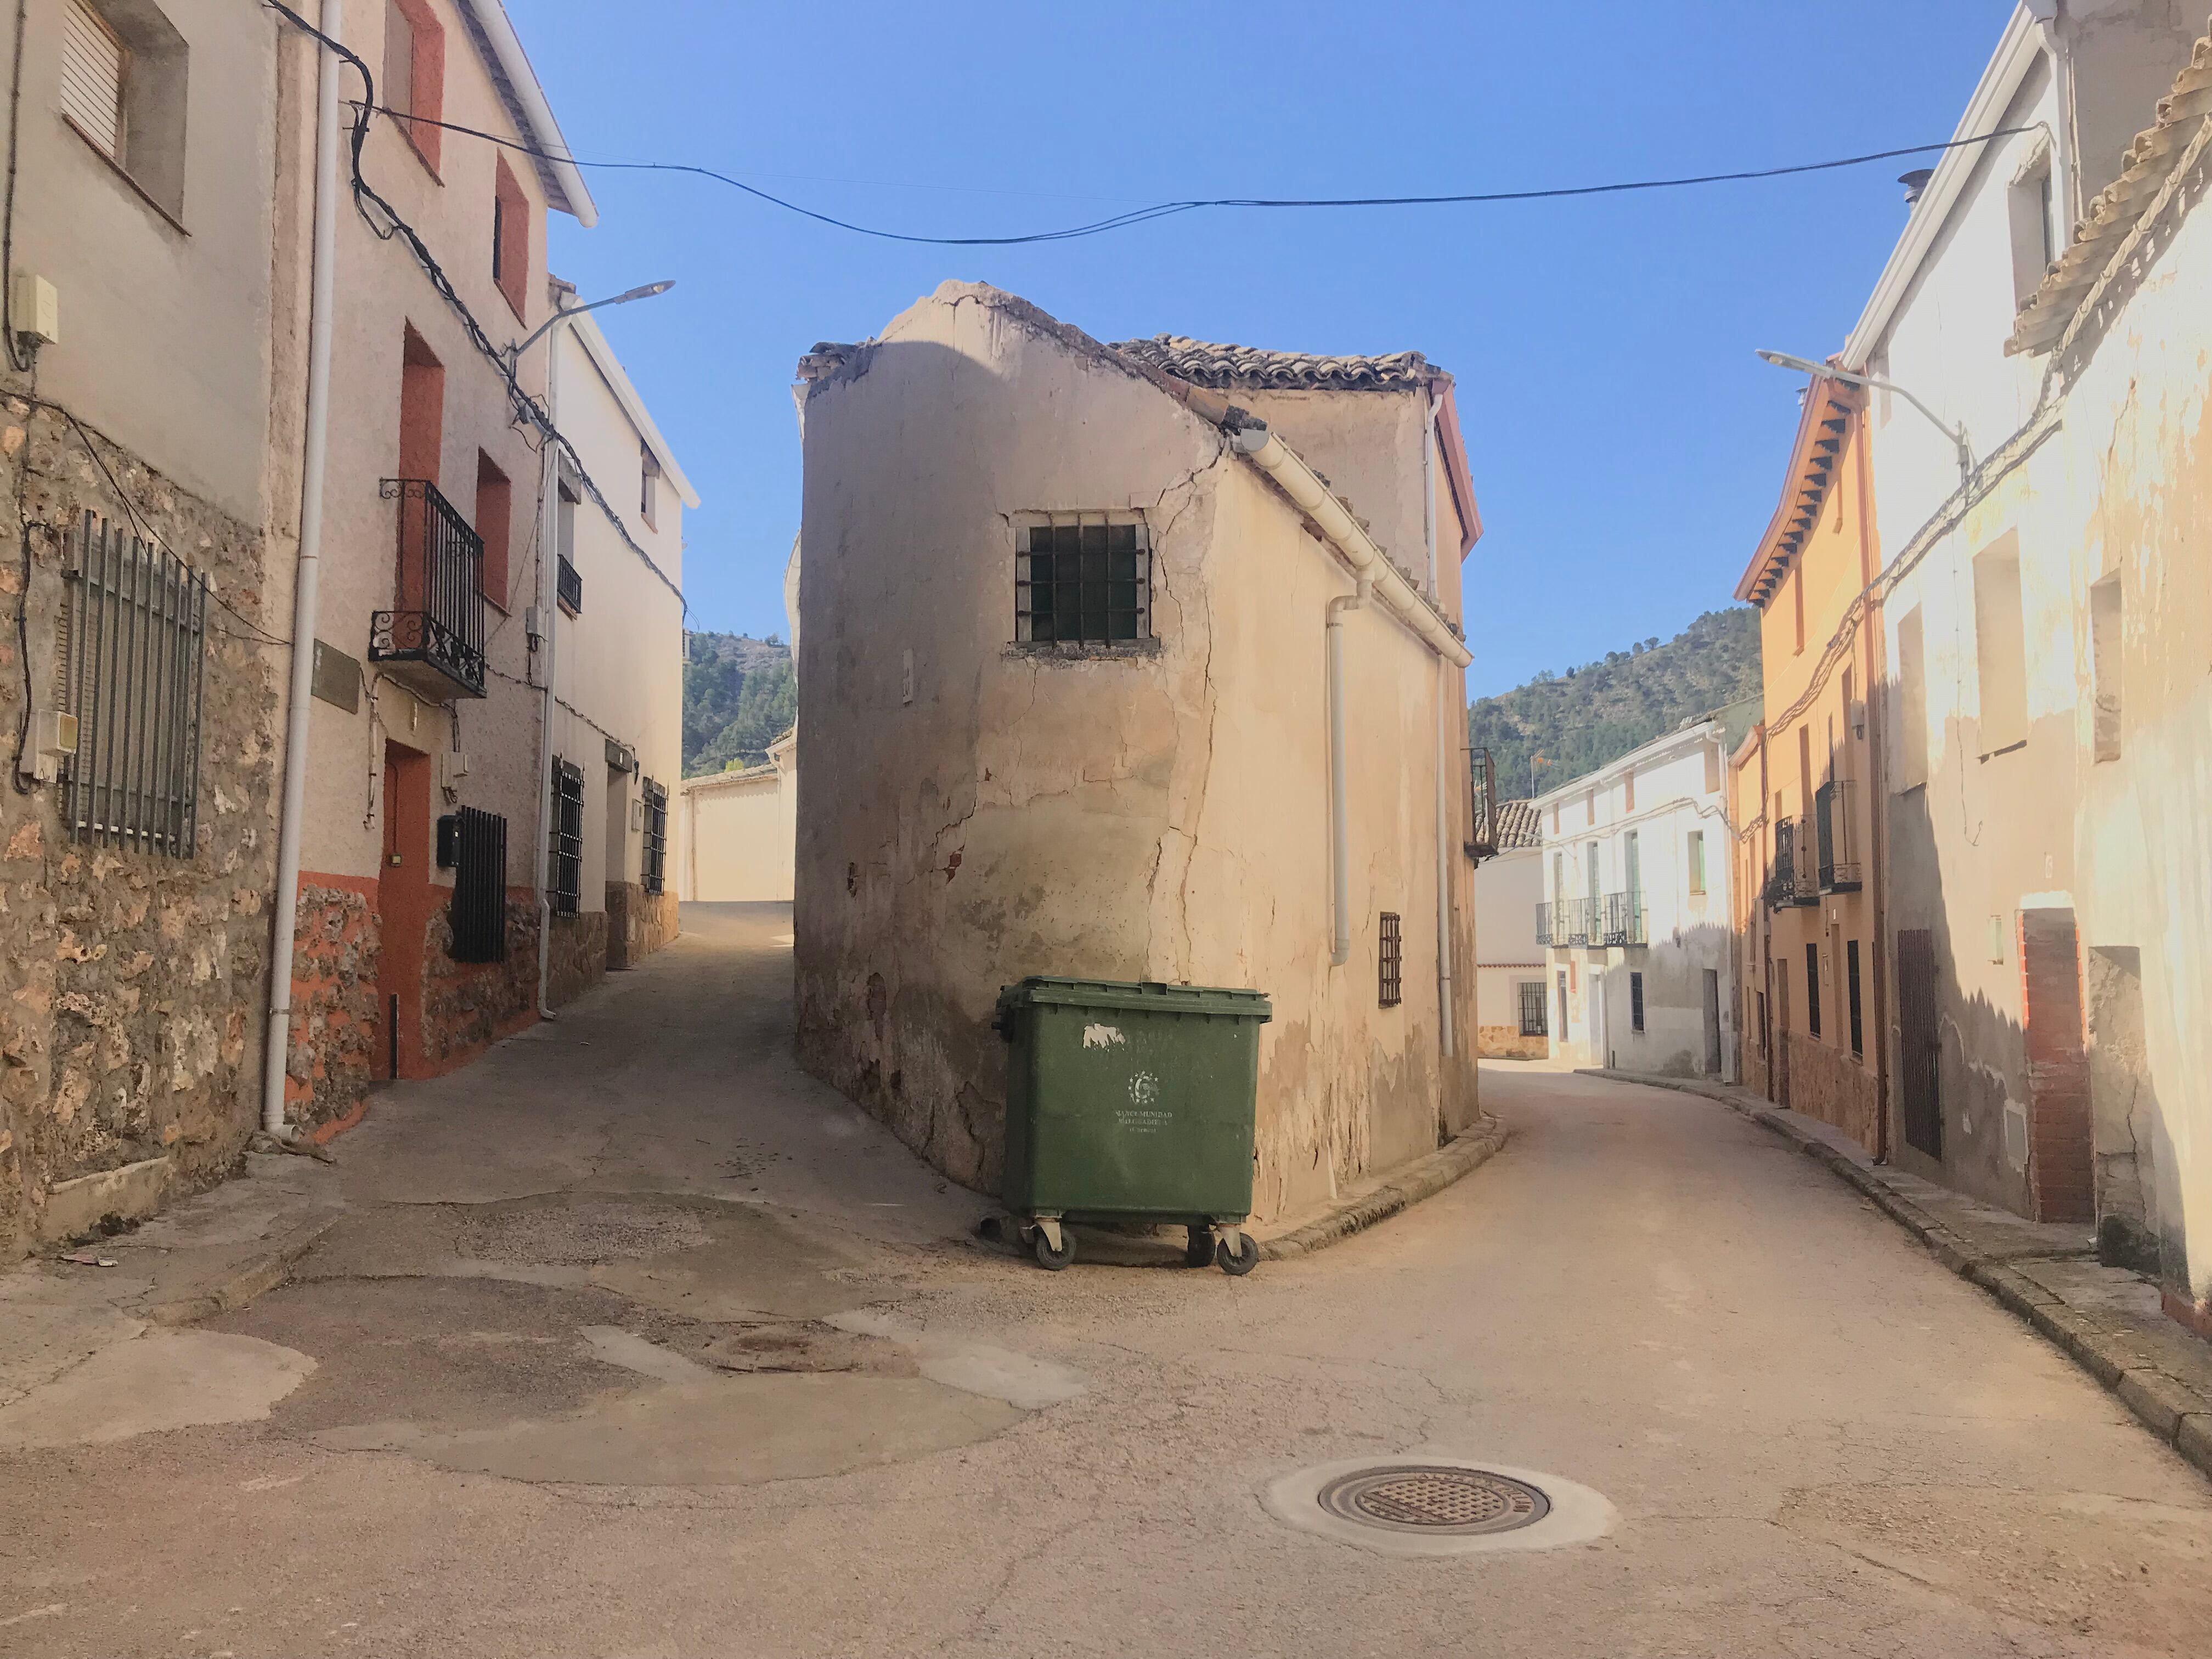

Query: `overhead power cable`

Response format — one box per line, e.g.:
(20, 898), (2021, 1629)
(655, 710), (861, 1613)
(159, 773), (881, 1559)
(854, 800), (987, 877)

(361, 105), (2040, 246)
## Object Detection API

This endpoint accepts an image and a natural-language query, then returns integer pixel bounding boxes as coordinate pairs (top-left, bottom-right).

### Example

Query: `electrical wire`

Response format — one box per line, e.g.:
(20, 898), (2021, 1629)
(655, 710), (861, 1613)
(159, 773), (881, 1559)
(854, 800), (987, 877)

(362, 103), (2043, 247)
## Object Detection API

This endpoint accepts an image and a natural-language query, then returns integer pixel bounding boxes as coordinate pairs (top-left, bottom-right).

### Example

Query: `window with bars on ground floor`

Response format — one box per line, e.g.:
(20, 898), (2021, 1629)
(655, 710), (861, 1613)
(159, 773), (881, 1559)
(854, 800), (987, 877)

(1015, 515), (1150, 645)
(641, 777), (668, 894)
(1517, 980), (1547, 1037)
(549, 759), (583, 913)
(1378, 912), (1403, 1007)
(448, 806), (507, 962)
(1630, 971), (1645, 1032)
(62, 512), (208, 857)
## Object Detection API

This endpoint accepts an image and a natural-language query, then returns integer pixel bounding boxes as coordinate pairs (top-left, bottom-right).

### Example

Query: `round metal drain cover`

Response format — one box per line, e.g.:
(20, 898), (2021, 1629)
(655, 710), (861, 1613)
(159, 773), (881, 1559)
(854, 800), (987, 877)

(1317, 1464), (1550, 1535)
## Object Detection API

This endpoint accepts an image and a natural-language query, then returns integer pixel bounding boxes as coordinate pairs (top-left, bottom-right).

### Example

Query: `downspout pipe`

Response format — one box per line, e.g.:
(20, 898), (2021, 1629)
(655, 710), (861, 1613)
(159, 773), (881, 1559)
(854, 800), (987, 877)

(2026, 1), (2079, 228)
(260, 0), (344, 1138)
(1425, 390), (1453, 1062)
(533, 323), (564, 1019)
(1325, 576), (1371, 966)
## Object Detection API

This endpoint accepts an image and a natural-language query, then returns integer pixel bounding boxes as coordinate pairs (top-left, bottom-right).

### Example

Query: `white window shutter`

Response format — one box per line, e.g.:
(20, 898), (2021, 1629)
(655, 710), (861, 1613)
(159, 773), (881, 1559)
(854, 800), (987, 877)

(60, 0), (125, 160)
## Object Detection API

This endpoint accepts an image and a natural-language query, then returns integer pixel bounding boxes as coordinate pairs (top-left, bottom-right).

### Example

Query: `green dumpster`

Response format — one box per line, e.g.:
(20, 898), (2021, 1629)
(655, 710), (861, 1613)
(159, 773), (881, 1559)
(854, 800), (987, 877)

(994, 976), (1272, 1275)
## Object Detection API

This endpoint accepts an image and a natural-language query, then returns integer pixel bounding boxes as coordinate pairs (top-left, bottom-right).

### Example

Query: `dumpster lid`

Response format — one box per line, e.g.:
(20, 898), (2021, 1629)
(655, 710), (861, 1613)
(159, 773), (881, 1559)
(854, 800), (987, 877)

(997, 976), (1271, 1022)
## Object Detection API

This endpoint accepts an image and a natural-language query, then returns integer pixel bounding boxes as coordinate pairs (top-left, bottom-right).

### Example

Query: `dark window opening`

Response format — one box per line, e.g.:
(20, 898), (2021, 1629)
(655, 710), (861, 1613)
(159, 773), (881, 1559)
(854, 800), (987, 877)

(448, 806), (508, 962)
(1517, 981), (1547, 1037)
(1378, 912), (1403, 1007)
(549, 759), (583, 913)
(640, 442), (662, 529)
(1805, 943), (1822, 1039)
(641, 778), (668, 895)
(1847, 938), (1864, 1058)
(1015, 518), (1150, 644)
(1630, 972), (1645, 1032)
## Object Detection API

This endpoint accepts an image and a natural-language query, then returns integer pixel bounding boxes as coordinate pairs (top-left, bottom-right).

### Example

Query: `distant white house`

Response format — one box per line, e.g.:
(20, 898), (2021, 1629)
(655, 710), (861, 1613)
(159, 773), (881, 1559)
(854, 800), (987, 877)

(1535, 721), (1736, 1080)
(676, 729), (796, 902)
(1472, 801), (1547, 1057)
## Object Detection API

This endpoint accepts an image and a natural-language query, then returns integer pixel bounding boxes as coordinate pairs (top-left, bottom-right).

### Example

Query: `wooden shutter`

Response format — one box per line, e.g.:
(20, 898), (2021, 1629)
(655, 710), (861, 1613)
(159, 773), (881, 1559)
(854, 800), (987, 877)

(61, 0), (125, 159)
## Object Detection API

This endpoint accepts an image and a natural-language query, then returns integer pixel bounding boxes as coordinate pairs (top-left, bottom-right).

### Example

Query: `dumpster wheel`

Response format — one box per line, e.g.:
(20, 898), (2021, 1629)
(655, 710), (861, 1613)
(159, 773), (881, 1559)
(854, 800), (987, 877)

(1031, 1217), (1075, 1271)
(1215, 1228), (1260, 1277)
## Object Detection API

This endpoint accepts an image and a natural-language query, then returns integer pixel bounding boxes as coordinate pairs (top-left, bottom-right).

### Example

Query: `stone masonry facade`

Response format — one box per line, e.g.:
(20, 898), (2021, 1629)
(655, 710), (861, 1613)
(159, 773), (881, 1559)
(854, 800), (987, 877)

(605, 880), (678, 972)
(0, 399), (281, 1257)
(1783, 1029), (1880, 1154)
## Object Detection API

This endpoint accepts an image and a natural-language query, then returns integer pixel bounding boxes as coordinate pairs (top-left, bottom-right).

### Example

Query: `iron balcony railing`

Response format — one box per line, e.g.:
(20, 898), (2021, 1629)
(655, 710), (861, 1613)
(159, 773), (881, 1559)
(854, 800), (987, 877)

(1537, 896), (1598, 948)
(1600, 891), (1647, 947)
(557, 555), (583, 615)
(1765, 816), (1819, 910)
(1816, 777), (1862, 892)
(371, 478), (487, 700)
(1468, 746), (1499, 862)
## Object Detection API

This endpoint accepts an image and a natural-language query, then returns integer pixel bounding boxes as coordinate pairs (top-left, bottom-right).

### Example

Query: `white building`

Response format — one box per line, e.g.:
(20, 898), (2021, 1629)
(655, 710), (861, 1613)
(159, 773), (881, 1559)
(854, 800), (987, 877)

(1472, 802), (1548, 1058)
(541, 295), (697, 974)
(1535, 721), (1736, 1080)
(676, 729), (797, 902)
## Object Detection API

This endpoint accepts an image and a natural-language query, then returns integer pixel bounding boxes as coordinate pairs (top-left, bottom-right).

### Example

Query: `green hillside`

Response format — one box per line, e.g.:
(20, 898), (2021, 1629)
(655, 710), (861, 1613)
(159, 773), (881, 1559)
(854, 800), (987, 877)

(683, 631), (795, 777)
(1469, 608), (1762, 798)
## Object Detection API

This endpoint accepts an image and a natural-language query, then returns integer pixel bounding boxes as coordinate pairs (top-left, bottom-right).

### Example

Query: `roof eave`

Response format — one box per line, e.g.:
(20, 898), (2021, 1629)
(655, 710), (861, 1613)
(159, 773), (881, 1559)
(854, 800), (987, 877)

(456, 0), (597, 228)
(1735, 377), (1862, 604)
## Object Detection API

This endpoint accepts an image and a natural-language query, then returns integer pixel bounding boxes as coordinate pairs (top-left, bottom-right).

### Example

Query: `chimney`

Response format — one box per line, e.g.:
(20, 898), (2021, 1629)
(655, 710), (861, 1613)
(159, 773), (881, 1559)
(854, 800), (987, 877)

(1898, 168), (1935, 206)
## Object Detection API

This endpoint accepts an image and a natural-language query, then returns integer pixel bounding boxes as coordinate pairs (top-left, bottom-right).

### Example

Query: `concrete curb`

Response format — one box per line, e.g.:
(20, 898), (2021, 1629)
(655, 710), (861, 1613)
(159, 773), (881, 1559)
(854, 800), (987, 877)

(1576, 1067), (2212, 1482)
(137, 1211), (343, 1328)
(1261, 1116), (1508, 1261)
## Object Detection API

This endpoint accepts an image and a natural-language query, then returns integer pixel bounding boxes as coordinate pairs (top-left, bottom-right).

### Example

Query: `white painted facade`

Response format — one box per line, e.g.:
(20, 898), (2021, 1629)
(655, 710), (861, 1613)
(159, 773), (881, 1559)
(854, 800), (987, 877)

(677, 731), (796, 902)
(1472, 839), (1547, 1058)
(1535, 723), (1736, 1080)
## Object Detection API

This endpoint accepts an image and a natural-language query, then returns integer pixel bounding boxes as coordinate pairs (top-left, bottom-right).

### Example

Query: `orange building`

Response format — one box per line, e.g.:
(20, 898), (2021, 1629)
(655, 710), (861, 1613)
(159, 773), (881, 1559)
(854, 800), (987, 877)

(1728, 377), (1888, 1153)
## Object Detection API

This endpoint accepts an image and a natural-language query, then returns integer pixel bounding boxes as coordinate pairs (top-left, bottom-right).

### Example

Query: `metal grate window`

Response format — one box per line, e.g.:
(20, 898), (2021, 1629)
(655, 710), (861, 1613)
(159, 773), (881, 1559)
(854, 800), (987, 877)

(448, 806), (507, 962)
(640, 777), (667, 895)
(549, 758), (583, 913)
(1378, 912), (1403, 1007)
(1630, 971), (1645, 1032)
(62, 512), (208, 857)
(1847, 938), (1864, 1058)
(1517, 980), (1547, 1037)
(557, 555), (582, 615)
(1015, 516), (1149, 644)
(1805, 943), (1822, 1039)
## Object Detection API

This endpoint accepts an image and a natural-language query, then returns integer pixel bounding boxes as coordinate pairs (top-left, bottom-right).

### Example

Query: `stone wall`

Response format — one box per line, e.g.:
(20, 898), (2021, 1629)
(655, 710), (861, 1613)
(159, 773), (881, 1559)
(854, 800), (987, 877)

(285, 880), (380, 1132)
(1784, 1030), (1880, 1153)
(605, 881), (678, 971)
(421, 890), (538, 1068)
(546, 910), (608, 1008)
(0, 399), (280, 1255)
(1475, 1025), (1549, 1060)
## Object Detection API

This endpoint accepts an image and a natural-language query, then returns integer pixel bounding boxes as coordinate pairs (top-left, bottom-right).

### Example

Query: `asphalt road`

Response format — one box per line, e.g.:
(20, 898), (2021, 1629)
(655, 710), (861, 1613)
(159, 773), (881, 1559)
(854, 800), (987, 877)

(2, 903), (2207, 1657)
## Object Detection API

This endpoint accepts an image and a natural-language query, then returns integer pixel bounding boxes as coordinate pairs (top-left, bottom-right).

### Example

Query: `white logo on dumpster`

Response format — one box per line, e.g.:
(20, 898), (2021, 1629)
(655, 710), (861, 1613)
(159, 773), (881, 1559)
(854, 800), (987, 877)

(1128, 1071), (1159, 1105)
(1117, 1071), (1170, 1132)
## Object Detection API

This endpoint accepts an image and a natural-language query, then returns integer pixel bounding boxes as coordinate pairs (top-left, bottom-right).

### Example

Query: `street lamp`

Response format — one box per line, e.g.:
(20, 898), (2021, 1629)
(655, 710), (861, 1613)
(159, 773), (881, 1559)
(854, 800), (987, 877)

(1756, 348), (1974, 489)
(509, 279), (674, 367)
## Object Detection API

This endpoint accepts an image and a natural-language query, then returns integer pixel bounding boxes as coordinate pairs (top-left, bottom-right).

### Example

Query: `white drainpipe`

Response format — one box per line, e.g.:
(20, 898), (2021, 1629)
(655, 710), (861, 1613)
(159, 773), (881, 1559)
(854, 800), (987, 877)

(2028, 2), (2080, 227)
(533, 326), (563, 1018)
(1424, 388), (1454, 1062)
(1324, 575), (1370, 966)
(260, 0), (345, 1137)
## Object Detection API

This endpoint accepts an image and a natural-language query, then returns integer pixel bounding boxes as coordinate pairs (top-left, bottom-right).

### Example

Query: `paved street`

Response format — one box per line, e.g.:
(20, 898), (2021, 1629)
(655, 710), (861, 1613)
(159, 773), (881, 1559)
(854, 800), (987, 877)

(3, 904), (2209, 1658)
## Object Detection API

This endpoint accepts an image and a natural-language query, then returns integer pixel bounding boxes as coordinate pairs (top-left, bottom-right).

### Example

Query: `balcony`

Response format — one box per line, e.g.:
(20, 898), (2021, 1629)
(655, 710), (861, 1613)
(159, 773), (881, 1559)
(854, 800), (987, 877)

(1537, 896), (1597, 949)
(557, 554), (582, 617)
(1467, 746), (1499, 862)
(370, 479), (486, 701)
(1815, 777), (1862, 892)
(1765, 816), (1818, 910)
(1600, 891), (1647, 947)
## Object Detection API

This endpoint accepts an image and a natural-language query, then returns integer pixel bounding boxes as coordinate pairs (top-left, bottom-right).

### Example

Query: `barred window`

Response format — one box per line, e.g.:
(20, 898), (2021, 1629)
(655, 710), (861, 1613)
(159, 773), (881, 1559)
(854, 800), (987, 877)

(448, 806), (507, 962)
(1517, 980), (1547, 1037)
(1378, 912), (1403, 1007)
(549, 758), (583, 913)
(641, 777), (668, 895)
(1630, 971), (1645, 1032)
(1015, 515), (1149, 645)
(63, 512), (208, 857)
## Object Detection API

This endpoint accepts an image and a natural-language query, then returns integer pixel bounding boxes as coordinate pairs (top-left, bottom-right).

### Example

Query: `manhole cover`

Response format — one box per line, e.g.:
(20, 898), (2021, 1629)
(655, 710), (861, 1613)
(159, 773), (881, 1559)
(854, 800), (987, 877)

(1316, 1465), (1550, 1535)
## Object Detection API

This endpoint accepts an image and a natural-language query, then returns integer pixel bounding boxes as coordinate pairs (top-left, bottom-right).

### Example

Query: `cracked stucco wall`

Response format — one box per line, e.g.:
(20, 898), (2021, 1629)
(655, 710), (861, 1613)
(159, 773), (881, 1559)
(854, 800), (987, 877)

(793, 283), (1478, 1222)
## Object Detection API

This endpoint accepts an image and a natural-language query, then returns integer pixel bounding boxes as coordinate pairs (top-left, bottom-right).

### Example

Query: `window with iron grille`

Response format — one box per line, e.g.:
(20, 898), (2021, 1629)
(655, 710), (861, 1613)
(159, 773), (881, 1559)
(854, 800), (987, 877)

(1805, 942), (1822, 1039)
(1378, 912), (1403, 1007)
(1517, 980), (1547, 1037)
(1630, 972), (1645, 1032)
(61, 512), (208, 857)
(549, 758), (583, 913)
(448, 806), (507, 962)
(1847, 938), (1864, 1058)
(1015, 516), (1149, 645)
(641, 777), (668, 895)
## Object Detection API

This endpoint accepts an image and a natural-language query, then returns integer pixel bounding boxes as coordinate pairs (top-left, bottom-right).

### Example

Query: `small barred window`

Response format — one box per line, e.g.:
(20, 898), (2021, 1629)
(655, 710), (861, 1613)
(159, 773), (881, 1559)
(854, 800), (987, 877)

(1378, 912), (1403, 1008)
(1015, 515), (1149, 645)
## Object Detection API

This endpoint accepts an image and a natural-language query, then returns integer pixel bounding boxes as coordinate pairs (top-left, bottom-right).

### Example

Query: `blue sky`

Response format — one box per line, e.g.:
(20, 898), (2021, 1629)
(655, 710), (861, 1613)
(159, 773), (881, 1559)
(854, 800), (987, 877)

(515, 1), (2010, 701)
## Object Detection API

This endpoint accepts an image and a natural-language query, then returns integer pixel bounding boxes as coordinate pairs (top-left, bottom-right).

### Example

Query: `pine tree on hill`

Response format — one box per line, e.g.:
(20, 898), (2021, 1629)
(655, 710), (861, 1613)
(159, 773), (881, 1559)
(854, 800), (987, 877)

(683, 631), (796, 776)
(1468, 608), (1762, 798)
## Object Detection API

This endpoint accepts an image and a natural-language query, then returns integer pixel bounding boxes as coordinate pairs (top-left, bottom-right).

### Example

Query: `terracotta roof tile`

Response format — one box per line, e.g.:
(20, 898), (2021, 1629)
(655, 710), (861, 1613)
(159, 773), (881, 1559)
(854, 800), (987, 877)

(1111, 334), (1443, 392)
(1492, 799), (1543, 850)
(2009, 18), (2212, 355)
